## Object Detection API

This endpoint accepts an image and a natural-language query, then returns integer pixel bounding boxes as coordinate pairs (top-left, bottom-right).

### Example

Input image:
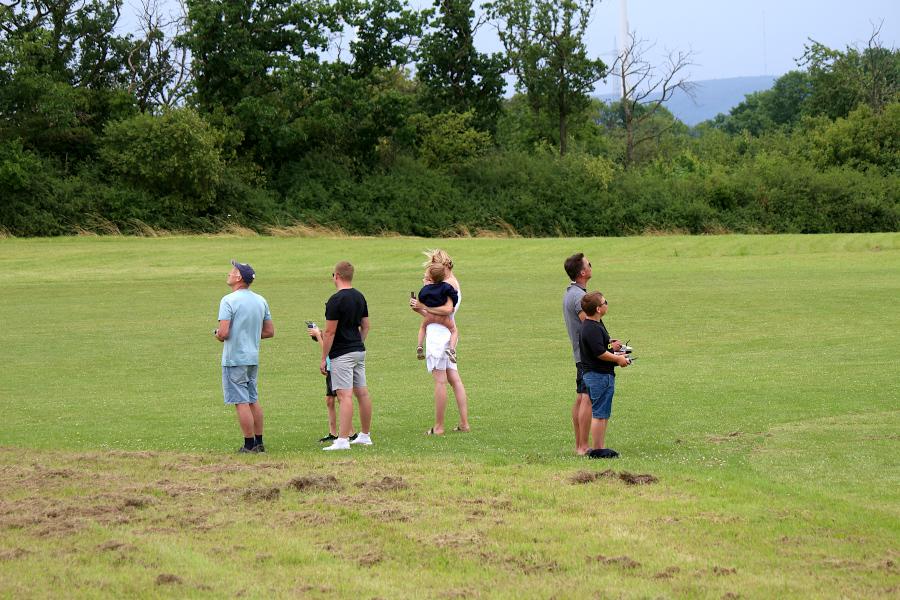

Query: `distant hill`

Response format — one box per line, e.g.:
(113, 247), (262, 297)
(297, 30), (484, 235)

(598, 75), (777, 127)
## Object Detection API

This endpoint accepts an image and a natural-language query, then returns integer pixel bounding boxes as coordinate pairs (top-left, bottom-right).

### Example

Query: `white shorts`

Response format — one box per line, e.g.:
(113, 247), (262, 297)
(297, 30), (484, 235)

(425, 324), (457, 373)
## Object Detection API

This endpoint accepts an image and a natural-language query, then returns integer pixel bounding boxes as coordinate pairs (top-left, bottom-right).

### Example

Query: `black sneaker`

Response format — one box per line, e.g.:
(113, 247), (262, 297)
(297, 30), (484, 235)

(319, 434), (338, 443)
(588, 448), (619, 459)
(349, 433), (359, 442)
(237, 446), (255, 454)
(253, 444), (266, 453)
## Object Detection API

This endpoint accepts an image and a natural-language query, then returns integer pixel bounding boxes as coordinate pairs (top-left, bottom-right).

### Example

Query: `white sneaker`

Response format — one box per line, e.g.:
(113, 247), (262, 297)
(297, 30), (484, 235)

(323, 437), (351, 451)
(350, 432), (372, 446)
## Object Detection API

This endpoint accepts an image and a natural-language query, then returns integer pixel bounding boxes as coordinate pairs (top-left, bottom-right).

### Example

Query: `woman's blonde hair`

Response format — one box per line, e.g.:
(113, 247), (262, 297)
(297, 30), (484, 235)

(423, 248), (453, 270)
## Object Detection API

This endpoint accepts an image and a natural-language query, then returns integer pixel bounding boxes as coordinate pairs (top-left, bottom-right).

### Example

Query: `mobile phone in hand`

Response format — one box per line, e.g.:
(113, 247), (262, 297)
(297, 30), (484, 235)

(305, 320), (318, 342)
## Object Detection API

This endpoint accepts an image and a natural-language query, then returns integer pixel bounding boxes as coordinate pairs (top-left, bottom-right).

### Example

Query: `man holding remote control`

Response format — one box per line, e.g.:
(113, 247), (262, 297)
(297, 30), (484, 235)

(319, 261), (373, 451)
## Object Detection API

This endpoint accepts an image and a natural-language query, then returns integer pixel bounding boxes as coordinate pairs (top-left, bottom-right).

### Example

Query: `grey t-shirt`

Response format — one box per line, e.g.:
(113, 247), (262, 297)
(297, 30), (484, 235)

(562, 282), (586, 363)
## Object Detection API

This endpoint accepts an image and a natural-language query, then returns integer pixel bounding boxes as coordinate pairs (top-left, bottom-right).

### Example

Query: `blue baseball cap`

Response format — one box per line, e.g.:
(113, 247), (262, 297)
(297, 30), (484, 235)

(231, 260), (255, 284)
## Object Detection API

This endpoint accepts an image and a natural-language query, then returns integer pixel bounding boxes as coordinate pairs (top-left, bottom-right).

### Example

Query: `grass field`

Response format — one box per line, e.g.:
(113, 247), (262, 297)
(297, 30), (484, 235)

(1, 233), (898, 598)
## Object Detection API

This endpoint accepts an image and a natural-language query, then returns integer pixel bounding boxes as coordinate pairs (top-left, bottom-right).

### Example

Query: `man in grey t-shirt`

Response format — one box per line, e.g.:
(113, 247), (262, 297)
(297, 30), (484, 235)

(562, 253), (592, 455)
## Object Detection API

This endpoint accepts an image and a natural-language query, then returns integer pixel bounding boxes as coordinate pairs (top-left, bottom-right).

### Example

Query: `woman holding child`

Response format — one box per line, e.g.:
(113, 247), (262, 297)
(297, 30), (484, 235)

(409, 249), (471, 435)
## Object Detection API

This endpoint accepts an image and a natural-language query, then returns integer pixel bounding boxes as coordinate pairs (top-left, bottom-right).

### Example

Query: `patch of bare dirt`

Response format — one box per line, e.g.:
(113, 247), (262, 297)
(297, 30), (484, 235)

(708, 431), (743, 443)
(721, 593), (740, 599)
(569, 470), (597, 484)
(569, 469), (658, 485)
(506, 555), (560, 574)
(242, 487), (280, 502)
(426, 532), (483, 549)
(97, 540), (134, 552)
(365, 507), (411, 522)
(121, 496), (154, 509)
(439, 588), (480, 599)
(155, 573), (182, 585)
(356, 551), (383, 567)
(287, 475), (341, 492)
(368, 476), (409, 491)
(288, 511), (334, 526)
(618, 471), (658, 485)
(587, 554), (641, 569)
(0, 548), (30, 561)
(295, 585), (333, 595)
(106, 451), (159, 459)
(713, 566), (737, 576)
(653, 566), (680, 579)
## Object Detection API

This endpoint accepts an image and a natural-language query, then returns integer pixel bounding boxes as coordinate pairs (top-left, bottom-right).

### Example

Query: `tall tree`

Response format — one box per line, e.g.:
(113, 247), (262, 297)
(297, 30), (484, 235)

(416, 0), (506, 133)
(0, 0), (135, 157)
(800, 26), (900, 120)
(181, 0), (336, 113)
(611, 30), (694, 167)
(344, 0), (426, 78)
(126, 0), (192, 112)
(485, 0), (605, 155)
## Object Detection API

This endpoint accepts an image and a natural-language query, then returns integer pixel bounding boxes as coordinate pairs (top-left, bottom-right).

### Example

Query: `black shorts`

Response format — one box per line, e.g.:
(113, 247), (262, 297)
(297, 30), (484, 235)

(325, 372), (336, 397)
(575, 362), (588, 395)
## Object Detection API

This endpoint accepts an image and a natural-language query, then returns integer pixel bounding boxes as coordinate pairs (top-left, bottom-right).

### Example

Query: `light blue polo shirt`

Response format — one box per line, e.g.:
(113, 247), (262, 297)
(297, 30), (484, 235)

(218, 288), (272, 366)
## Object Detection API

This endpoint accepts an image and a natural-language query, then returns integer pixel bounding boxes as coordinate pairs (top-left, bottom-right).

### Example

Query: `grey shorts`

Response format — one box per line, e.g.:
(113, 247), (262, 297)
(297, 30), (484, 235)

(329, 351), (366, 391)
(222, 365), (259, 405)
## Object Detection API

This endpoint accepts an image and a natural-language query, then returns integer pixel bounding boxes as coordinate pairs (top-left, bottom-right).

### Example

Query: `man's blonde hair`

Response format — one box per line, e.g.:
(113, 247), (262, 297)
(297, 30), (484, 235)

(334, 260), (354, 282)
(423, 248), (454, 270)
(426, 263), (446, 283)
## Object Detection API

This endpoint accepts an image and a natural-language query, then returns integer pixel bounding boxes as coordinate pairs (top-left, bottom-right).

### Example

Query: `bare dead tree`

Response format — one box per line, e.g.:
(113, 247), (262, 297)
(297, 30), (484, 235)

(127, 0), (191, 111)
(611, 31), (695, 167)
(861, 20), (896, 113)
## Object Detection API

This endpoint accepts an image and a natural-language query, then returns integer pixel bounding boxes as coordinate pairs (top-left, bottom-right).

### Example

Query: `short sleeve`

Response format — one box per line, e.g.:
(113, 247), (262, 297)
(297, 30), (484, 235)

(263, 301), (272, 321)
(325, 295), (340, 320)
(361, 296), (368, 318)
(218, 297), (233, 321)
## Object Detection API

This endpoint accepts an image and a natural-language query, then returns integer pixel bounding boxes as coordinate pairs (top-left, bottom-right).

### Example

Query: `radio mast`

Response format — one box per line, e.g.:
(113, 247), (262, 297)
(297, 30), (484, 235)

(619, 0), (630, 99)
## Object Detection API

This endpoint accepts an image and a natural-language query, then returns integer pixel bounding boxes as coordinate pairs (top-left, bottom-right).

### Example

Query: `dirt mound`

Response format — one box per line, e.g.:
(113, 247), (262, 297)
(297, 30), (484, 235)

(569, 470), (597, 484)
(588, 554), (641, 569)
(569, 469), (657, 485)
(653, 566), (680, 579)
(369, 476), (409, 491)
(155, 574), (182, 585)
(287, 475), (341, 492)
(0, 548), (30, 561)
(618, 471), (658, 485)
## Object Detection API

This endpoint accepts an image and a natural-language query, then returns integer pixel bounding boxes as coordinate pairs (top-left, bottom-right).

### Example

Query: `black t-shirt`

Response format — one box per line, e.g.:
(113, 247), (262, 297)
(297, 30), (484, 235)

(325, 288), (368, 358)
(579, 318), (616, 375)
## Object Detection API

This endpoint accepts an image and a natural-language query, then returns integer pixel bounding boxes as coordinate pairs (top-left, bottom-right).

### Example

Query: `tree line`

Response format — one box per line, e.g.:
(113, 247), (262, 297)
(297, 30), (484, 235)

(0, 0), (897, 236)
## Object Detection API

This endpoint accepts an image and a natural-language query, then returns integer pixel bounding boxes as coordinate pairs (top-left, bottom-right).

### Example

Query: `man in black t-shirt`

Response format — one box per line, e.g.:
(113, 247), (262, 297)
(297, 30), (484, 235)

(579, 291), (629, 458)
(320, 261), (373, 451)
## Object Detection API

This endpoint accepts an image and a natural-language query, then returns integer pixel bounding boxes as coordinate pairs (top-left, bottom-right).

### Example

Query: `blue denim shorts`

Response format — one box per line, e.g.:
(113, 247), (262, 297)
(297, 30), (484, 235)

(583, 371), (615, 419)
(222, 365), (259, 405)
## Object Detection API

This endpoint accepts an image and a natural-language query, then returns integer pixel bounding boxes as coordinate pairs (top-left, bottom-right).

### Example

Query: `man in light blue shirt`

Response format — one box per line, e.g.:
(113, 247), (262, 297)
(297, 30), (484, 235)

(214, 260), (275, 453)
